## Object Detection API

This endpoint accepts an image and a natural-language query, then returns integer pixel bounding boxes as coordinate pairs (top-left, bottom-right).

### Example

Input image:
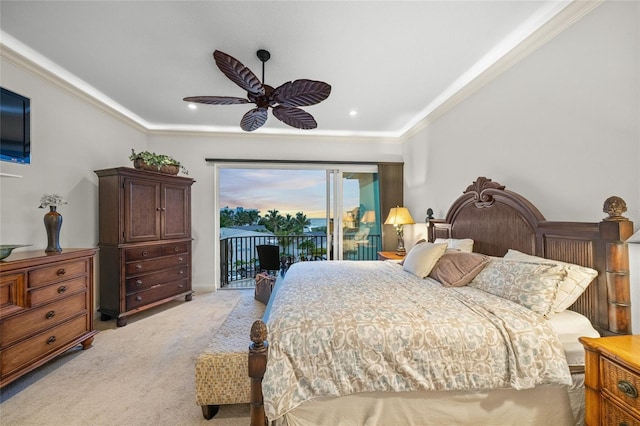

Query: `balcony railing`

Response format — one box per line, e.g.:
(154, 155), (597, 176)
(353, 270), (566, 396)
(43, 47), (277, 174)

(220, 233), (382, 287)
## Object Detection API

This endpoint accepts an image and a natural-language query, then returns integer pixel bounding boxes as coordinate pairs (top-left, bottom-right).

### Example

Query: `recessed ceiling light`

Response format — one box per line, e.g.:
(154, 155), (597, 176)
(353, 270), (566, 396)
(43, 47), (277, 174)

(349, 109), (357, 117)
(188, 103), (197, 110)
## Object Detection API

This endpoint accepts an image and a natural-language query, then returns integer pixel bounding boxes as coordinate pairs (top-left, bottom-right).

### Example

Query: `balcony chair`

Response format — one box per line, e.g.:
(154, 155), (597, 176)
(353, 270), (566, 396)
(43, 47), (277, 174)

(256, 245), (281, 277)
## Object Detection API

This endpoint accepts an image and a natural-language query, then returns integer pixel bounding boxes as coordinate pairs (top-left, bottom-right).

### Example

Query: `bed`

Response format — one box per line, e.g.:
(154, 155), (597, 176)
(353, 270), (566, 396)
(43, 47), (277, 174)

(247, 177), (634, 426)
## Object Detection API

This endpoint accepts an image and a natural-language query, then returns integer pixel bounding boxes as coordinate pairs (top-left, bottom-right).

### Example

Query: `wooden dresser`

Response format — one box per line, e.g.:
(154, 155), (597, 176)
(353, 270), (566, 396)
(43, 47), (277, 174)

(0, 248), (98, 387)
(95, 167), (195, 326)
(580, 335), (640, 426)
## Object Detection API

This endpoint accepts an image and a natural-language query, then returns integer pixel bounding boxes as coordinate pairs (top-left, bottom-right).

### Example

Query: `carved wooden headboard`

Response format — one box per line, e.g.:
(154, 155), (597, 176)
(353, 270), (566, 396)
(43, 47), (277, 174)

(428, 177), (634, 336)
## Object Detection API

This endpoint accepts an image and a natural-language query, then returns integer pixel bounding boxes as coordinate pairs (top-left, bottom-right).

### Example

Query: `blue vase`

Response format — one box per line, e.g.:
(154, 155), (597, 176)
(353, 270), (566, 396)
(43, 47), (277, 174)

(44, 205), (62, 252)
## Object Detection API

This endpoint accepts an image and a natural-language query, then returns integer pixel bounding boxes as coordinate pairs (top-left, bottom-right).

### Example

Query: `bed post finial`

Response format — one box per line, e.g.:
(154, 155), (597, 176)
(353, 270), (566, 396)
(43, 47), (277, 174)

(603, 196), (628, 221)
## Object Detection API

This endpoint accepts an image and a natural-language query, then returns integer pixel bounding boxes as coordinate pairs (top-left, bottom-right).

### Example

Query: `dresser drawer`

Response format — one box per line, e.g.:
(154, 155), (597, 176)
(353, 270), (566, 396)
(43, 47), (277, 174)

(1, 315), (89, 378)
(603, 397), (640, 426)
(602, 357), (640, 411)
(124, 246), (162, 262)
(125, 254), (189, 276)
(28, 276), (88, 307)
(0, 292), (88, 347)
(162, 242), (189, 256)
(28, 259), (88, 289)
(126, 279), (189, 310)
(125, 266), (189, 293)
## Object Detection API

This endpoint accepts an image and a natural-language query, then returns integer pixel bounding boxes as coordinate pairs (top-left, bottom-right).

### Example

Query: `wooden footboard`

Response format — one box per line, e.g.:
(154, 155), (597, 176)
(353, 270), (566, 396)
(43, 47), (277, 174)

(249, 320), (268, 426)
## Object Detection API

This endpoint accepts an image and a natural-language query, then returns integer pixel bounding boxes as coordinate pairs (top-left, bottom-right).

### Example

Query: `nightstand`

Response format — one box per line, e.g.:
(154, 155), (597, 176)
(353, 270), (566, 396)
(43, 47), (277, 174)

(377, 251), (405, 261)
(579, 335), (640, 426)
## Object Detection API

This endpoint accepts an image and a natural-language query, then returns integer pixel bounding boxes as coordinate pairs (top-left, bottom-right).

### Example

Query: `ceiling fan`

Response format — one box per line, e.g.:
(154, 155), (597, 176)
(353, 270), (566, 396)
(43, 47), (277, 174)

(184, 50), (331, 131)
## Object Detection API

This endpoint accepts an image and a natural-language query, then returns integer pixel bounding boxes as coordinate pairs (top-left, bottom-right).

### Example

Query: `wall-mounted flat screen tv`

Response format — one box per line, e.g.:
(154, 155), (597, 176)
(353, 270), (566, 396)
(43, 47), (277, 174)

(0, 87), (31, 164)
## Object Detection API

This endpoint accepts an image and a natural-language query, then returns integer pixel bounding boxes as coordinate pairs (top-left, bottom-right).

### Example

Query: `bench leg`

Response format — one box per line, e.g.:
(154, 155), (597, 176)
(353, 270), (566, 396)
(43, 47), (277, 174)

(201, 405), (220, 420)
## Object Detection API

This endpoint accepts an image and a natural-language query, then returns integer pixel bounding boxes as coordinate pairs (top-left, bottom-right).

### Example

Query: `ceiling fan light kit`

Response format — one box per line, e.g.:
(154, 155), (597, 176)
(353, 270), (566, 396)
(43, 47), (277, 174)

(184, 50), (331, 131)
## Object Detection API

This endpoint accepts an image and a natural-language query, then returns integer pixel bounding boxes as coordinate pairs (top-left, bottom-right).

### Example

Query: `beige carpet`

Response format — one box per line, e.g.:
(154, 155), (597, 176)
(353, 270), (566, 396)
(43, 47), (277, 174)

(0, 289), (254, 425)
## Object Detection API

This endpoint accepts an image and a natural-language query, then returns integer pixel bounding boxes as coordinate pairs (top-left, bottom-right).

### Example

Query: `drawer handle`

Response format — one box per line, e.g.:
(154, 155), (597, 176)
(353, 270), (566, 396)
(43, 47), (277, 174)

(174, 247), (179, 252)
(47, 336), (57, 344)
(45, 310), (56, 319)
(178, 283), (184, 289)
(177, 257), (184, 262)
(618, 380), (638, 398)
(135, 264), (142, 270)
(56, 268), (66, 277)
(142, 251), (148, 257)
(136, 295), (143, 301)
(136, 280), (143, 287)
(178, 270), (184, 275)
(57, 285), (67, 294)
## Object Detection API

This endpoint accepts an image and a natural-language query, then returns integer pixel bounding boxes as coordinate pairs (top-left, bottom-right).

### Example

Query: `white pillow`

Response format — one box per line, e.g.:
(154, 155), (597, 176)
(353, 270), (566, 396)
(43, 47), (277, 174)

(504, 249), (598, 314)
(434, 238), (474, 253)
(402, 242), (448, 278)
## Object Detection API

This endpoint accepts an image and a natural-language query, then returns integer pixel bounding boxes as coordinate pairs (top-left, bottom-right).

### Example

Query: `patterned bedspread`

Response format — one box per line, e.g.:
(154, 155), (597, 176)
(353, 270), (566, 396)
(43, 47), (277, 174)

(262, 260), (572, 420)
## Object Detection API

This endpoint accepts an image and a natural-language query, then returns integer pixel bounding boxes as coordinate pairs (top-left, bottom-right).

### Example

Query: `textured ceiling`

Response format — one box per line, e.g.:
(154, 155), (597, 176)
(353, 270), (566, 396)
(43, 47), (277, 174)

(1, 1), (587, 137)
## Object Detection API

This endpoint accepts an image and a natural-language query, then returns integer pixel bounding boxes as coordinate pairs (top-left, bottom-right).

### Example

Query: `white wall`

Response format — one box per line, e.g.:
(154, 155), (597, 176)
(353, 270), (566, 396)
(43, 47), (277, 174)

(402, 1), (639, 331)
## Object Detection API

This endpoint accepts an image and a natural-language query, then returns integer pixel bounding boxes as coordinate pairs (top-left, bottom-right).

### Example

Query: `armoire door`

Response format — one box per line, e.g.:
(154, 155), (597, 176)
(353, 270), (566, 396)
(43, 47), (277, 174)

(161, 183), (191, 239)
(124, 177), (161, 242)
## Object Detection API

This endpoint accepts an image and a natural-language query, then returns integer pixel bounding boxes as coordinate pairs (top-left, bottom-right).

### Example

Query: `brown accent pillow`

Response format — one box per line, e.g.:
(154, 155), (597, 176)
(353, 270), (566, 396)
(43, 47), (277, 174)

(429, 252), (490, 287)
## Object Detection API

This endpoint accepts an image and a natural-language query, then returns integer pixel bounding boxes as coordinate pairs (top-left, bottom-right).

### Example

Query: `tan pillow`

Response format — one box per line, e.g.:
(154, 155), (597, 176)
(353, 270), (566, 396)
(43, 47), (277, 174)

(402, 242), (448, 278)
(399, 239), (426, 266)
(429, 252), (490, 287)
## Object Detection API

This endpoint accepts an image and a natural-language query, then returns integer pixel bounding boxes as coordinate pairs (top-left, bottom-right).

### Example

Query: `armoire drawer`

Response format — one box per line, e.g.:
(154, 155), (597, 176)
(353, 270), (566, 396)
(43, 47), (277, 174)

(1, 315), (89, 378)
(125, 266), (189, 293)
(126, 280), (190, 310)
(28, 276), (88, 307)
(161, 242), (189, 256)
(124, 246), (162, 262)
(125, 254), (190, 276)
(28, 259), (88, 289)
(0, 292), (88, 347)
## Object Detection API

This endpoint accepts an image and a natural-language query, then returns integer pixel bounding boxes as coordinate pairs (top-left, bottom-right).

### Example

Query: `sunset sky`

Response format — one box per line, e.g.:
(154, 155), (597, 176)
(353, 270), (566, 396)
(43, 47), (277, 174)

(219, 168), (359, 219)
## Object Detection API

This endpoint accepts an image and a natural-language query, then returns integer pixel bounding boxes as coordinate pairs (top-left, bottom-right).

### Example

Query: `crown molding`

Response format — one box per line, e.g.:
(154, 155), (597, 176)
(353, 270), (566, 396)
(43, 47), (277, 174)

(1, 36), (148, 134)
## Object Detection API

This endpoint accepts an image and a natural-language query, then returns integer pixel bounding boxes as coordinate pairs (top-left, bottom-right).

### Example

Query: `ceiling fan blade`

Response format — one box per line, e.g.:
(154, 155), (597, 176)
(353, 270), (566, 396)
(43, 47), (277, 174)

(272, 106), (318, 129)
(183, 96), (250, 105)
(213, 50), (265, 96)
(240, 107), (268, 131)
(272, 79), (331, 107)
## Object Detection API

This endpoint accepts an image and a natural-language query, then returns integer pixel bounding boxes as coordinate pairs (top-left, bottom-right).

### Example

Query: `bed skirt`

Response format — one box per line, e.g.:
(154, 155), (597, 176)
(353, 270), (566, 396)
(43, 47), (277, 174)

(274, 375), (585, 426)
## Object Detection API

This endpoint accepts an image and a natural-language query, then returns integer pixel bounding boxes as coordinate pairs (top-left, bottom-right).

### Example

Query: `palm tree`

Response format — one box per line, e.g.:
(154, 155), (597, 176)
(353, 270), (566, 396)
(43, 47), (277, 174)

(295, 212), (311, 231)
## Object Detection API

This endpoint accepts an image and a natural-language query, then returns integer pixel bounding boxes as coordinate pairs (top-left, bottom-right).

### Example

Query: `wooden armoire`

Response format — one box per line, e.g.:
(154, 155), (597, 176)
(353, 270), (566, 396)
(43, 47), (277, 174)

(94, 167), (195, 326)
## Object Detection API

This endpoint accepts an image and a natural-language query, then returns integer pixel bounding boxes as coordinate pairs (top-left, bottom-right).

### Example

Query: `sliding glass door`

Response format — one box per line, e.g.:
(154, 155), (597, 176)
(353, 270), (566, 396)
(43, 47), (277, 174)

(327, 168), (381, 260)
(216, 163), (380, 286)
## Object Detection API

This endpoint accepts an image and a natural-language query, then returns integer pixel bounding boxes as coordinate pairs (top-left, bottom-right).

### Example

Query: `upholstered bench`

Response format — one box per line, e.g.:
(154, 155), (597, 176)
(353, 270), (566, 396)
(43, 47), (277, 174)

(196, 290), (266, 419)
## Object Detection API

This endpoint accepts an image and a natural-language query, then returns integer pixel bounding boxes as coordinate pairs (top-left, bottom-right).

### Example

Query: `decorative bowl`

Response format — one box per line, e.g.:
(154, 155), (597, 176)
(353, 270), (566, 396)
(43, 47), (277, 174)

(0, 244), (31, 260)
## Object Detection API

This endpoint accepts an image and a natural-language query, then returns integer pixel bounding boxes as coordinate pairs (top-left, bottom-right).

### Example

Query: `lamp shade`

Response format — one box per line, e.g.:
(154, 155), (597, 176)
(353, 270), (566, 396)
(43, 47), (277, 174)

(361, 211), (376, 224)
(384, 207), (415, 226)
